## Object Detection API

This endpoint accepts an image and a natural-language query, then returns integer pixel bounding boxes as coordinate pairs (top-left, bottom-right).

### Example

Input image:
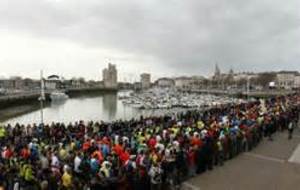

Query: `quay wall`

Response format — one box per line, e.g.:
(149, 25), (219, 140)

(0, 87), (118, 122)
(0, 87), (118, 109)
(0, 93), (50, 109)
(183, 89), (296, 98)
(0, 93), (50, 122)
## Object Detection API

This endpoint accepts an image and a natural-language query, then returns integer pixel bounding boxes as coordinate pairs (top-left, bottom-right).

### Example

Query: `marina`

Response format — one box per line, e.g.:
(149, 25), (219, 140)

(3, 90), (246, 125)
(120, 88), (245, 110)
(1, 92), (181, 125)
(1, 1), (299, 189)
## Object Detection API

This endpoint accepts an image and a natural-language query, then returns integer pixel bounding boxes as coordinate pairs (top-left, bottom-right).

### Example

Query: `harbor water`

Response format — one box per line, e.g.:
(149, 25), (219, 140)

(4, 92), (189, 125)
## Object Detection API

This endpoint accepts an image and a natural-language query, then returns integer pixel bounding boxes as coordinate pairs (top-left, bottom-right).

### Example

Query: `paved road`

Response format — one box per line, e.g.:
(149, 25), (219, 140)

(182, 129), (300, 190)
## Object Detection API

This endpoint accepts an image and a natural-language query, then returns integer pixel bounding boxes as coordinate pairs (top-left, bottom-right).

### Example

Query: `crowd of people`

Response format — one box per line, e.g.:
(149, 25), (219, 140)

(0, 95), (299, 190)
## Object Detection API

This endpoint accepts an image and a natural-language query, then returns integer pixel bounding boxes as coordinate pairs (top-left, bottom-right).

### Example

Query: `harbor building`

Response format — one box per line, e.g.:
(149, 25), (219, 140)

(0, 77), (39, 91)
(174, 76), (193, 91)
(276, 71), (299, 89)
(140, 73), (151, 89)
(44, 75), (62, 90)
(155, 78), (175, 88)
(295, 75), (300, 89)
(102, 63), (118, 89)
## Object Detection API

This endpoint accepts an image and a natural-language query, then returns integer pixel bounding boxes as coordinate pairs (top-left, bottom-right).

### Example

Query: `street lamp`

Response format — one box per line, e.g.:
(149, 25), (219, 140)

(39, 70), (45, 124)
(246, 76), (250, 100)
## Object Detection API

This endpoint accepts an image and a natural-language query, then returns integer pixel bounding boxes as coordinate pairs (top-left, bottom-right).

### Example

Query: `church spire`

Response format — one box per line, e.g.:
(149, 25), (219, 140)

(214, 63), (221, 77)
(229, 67), (234, 75)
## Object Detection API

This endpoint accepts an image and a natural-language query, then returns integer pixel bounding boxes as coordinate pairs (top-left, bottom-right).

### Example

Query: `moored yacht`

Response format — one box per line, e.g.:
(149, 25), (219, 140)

(50, 91), (69, 101)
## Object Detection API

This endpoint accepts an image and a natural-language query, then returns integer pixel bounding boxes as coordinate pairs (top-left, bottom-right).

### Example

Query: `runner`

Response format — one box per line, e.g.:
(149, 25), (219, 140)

(0, 94), (299, 190)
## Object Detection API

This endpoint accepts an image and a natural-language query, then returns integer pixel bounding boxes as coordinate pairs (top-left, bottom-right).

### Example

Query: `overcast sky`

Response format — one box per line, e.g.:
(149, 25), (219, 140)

(0, 0), (299, 81)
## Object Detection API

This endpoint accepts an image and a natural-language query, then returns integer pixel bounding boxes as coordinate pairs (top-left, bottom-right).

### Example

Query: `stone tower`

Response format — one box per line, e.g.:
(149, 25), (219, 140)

(102, 63), (118, 89)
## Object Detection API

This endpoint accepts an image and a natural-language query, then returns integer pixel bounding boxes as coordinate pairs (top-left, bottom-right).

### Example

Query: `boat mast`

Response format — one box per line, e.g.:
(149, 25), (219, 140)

(40, 70), (45, 124)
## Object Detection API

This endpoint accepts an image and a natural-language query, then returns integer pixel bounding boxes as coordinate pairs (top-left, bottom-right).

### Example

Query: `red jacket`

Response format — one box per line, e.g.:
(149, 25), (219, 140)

(120, 151), (130, 166)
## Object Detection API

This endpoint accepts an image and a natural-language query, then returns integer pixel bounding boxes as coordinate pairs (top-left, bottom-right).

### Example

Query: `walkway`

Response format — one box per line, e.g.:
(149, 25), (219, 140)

(182, 129), (300, 190)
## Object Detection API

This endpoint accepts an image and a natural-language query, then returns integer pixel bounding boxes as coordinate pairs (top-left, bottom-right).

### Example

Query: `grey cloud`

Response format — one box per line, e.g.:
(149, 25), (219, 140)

(0, 0), (300, 77)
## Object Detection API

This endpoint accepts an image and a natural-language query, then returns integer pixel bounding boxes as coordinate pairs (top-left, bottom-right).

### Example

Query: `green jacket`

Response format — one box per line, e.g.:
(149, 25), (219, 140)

(0, 127), (6, 138)
(20, 164), (35, 182)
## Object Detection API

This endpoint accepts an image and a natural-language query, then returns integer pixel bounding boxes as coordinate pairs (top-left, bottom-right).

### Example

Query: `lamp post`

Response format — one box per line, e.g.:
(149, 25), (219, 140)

(39, 70), (45, 124)
(246, 76), (250, 100)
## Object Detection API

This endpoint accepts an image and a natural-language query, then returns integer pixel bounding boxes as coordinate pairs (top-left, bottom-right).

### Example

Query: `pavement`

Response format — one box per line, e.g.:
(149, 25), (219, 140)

(182, 129), (300, 190)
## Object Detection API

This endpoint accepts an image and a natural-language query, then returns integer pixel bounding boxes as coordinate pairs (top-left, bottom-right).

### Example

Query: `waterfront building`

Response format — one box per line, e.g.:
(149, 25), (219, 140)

(276, 71), (299, 89)
(67, 78), (87, 88)
(155, 78), (175, 88)
(118, 82), (134, 90)
(102, 63), (118, 89)
(0, 78), (40, 91)
(174, 76), (193, 90)
(190, 76), (206, 90)
(0, 79), (15, 89)
(233, 72), (258, 81)
(140, 73), (151, 89)
(45, 75), (63, 90)
(174, 76), (206, 91)
(23, 78), (38, 88)
(133, 82), (142, 91)
(11, 77), (25, 89)
(294, 75), (300, 89)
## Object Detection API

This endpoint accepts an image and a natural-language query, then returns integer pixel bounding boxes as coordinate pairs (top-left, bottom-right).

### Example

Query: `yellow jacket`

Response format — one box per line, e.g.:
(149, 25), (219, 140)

(62, 172), (72, 188)
(0, 127), (5, 138)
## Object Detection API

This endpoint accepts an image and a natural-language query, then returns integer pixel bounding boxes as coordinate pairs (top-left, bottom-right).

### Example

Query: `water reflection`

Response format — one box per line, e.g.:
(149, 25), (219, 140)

(4, 92), (190, 125)
(50, 99), (67, 108)
(102, 93), (117, 120)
